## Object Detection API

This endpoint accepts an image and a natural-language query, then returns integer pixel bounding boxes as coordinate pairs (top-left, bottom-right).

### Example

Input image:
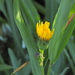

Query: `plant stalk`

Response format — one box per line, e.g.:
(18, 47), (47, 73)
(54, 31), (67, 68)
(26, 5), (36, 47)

(47, 64), (52, 75)
(41, 66), (45, 75)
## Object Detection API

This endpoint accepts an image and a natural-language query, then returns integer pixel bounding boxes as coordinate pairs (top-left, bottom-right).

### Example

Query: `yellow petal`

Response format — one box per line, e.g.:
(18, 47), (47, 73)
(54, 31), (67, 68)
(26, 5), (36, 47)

(36, 21), (54, 40)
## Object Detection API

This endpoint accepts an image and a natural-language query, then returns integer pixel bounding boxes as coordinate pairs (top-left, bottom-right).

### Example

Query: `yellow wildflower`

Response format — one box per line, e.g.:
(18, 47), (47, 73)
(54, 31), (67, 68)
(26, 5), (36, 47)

(36, 21), (54, 40)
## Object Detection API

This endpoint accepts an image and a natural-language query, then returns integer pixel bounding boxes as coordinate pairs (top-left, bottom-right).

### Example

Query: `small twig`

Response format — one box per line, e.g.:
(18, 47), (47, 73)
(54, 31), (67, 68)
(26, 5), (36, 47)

(64, 13), (75, 29)
(11, 61), (29, 75)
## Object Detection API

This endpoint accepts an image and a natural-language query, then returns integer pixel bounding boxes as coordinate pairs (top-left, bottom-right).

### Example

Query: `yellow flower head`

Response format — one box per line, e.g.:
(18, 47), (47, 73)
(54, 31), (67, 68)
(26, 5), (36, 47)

(36, 21), (54, 40)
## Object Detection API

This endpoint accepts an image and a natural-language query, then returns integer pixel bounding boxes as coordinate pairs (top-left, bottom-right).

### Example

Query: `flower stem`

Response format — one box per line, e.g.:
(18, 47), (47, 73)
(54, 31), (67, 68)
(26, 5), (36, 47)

(41, 66), (45, 75)
(47, 64), (52, 75)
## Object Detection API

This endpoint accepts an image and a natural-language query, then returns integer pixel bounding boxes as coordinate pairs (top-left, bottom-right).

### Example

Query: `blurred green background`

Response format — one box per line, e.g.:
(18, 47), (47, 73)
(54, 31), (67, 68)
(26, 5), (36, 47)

(0, 0), (75, 75)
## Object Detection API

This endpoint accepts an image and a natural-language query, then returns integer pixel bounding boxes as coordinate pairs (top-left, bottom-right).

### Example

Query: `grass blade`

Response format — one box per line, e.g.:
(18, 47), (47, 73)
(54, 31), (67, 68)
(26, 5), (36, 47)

(64, 49), (75, 75)
(13, 0), (42, 75)
(48, 0), (75, 63)
(0, 65), (13, 71)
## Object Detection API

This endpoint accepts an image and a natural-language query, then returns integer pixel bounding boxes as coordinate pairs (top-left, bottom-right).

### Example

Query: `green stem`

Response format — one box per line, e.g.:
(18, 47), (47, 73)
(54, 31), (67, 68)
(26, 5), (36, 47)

(41, 66), (45, 75)
(47, 64), (52, 75)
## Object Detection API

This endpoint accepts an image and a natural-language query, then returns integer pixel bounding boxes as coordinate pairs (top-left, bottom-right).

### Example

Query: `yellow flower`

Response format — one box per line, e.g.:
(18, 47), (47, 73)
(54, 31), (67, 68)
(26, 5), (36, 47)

(36, 21), (54, 40)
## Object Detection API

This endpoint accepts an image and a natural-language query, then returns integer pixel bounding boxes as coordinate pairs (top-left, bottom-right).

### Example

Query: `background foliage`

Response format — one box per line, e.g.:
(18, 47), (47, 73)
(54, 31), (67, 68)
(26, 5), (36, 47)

(0, 0), (75, 75)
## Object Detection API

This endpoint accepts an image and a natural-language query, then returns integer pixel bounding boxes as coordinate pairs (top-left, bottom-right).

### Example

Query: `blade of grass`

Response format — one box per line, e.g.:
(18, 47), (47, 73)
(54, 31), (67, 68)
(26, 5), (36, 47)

(54, 2), (75, 62)
(45, 0), (58, 24)
(0, 55), (5, 64)
(19, 0), (40, 36)
(0, 65), (13, 71)
(67, 38), (75, 63)
(8, 48), (21, 75)
(0, 0), (8, 19)
(20, 7), (35, 36)
(48, 0), (75, 63)
(55, 13), (75, 62)
(64, 49), (75, 75)
(33, 1), (45, 15)
(52, 52), (67, 75)
(5, 0), (25, 59)
(13, 0), (42, 75)
(19, 0), (40, 25)
(60, 67), (69, 75)
(47, 0), (74, 74)
(0, 55), (10, 75)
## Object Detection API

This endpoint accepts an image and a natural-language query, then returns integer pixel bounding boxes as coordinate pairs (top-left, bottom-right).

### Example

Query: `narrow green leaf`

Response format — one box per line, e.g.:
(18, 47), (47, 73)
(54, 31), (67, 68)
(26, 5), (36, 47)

(5, 0), (25, 59)
(45, 0), (58, 24)
(19, 0), (40, 36)
(52, 52), (67, 75)
(20, 7), (35, 36)
(64, 49), (75, 75)
(0, 65), (13, 71)
(33, 1), (45, 15)
(0, 55), (5, 64)
(67, 38), (75, 63)
(53, 2), (75, 63)
(0, 0), (8, 19)
(8, 48), (21, 75)
(19, 0), (40, 25)
(13, 0), (42, 75)
(0, 0), (4, 11)
(0, 55), (10, 75)
(60, 67), (69, 75)
(48, 0), (75, 63)
(8, 48), (20, 68)
(55, 14), (75, 62)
